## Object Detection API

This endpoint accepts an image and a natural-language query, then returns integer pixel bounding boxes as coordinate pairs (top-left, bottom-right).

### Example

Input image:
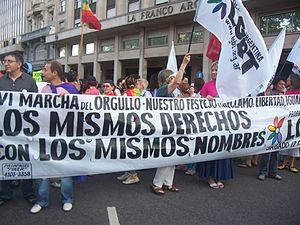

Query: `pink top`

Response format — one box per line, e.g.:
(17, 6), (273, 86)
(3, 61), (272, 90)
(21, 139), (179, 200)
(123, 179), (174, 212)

(42, 85), (69, 95)
(286, 89), (300, 95)
(200, 80), (218, 98)
(41, 83), (79, 95)
(85, 86), (100, 95)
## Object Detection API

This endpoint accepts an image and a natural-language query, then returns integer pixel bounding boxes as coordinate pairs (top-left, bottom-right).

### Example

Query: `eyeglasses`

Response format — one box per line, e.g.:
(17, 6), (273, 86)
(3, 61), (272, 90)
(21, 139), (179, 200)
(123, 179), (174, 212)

(102, 85), (111, 88)
(3, 60), (16, 64)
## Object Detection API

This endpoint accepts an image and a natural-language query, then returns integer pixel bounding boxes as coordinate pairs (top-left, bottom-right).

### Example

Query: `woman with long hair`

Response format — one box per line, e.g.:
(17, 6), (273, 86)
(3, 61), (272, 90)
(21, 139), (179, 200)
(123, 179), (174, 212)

(197, 61), (233, 189)
(278, 73), (300, 173)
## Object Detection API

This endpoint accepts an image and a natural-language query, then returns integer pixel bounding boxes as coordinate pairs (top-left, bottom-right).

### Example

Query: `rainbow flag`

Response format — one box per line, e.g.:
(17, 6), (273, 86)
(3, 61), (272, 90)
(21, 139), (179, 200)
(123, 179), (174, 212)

(81, 0), (101, 30)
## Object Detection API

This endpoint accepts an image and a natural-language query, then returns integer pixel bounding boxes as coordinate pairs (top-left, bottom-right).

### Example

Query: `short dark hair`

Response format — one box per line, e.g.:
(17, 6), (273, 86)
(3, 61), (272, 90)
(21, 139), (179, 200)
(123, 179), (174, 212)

(48, 61), (63, 79)
(87, 75), (98, 87)
(124, 74), (138, 89)
(67, 70), (77, 82)
(289, 73), (300, 90)
(103, 80), (115, 86)
(272, 76), (286, 87)
(5, 52), (24, 67)
(193, 77), (205, 93)
(117, 77), (124, 86)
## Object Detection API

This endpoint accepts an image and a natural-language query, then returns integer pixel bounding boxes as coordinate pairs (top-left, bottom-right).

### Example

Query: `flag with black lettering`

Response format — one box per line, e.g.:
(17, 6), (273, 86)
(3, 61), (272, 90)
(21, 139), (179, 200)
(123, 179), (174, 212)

(194, 0), (272, 101)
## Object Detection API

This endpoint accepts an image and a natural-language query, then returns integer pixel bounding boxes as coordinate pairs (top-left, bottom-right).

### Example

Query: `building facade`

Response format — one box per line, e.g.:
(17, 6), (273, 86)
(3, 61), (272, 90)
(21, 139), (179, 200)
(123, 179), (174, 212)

(0, 0), (26, 71)
(21, 0), (56, 70)
(0, 0), (299, 83)
(45, 0), (300, 82)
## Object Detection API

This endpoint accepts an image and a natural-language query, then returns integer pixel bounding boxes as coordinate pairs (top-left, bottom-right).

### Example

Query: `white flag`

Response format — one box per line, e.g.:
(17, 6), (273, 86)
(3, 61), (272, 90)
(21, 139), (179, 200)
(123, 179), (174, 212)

(287, 36), (300, 69)
(292, 64), (300, 75)
(194, 0), (272, 101)
(251, 28), (286, 96)
(166, 41), (178, 73)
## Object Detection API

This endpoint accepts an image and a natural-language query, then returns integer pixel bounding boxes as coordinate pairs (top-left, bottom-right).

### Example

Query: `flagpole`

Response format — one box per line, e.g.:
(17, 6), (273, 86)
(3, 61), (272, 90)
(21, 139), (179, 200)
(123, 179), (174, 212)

(187, 1), (200, 53)
(78, 25), (84, 79)
(78, 7), (84, 81)
(278, 60), (288, 77)
(187, 22), (195, 53)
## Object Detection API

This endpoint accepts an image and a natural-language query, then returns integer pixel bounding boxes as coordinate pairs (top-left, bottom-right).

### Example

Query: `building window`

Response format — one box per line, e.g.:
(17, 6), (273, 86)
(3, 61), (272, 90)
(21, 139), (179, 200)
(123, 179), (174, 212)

(60, 0), (66, 13)
(28, 20), (32, 32)
(177, 25), (204, 44)
(48, 10), (54, 25)
(260, 10), (300, 35)
(128, 0), (139, 12)
(85, 43), (94, 54)
(72, 44), (79, 56)
(37, 15), (44, 29)
(74, 19), (81, 27)
(155, 0), (168, 5)
(59, 47), (66, 58)
(101, 41), (114, 52)
(148, 36), (168, 46)
(107, 0), (116, 18)
(89, 0), (97, 13)
(35, 44), (45, 60)
(75, 0), (82, 9)
(123, 39), (139, 49)
(147, 30), (168, 47)
(4, 41), (9, 47)
(59, 21), (65, 31)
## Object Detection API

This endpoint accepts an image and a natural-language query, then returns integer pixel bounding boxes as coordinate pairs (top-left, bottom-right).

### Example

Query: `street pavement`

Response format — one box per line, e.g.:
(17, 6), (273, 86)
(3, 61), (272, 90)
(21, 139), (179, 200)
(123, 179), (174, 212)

(0, 160), (299, 225)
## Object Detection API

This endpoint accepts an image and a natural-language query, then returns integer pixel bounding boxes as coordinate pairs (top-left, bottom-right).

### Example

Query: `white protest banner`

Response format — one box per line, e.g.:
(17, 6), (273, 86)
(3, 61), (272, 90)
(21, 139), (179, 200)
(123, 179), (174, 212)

(0, 91), (300, 180)
(287, 36), (300, 68)
(194, 0), (272, 101)
(167, 41), (178, 73)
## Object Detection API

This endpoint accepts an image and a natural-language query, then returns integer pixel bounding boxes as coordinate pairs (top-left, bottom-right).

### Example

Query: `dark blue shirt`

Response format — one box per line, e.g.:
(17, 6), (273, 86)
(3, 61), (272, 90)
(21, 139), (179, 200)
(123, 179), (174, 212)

(0, 73), (38, 92)
(156, 84), (174, 98)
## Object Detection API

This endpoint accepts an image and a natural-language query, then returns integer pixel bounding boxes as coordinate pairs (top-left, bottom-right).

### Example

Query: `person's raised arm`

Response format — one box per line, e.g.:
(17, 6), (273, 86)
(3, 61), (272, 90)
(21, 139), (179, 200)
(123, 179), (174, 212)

(167, 54), (191, 94)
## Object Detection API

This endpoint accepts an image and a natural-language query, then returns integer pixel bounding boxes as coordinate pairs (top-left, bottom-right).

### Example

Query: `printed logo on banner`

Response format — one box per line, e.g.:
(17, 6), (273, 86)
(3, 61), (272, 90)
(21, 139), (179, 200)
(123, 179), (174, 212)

(2, 163), (32, 180)
(267, 116), (285, 145)
(209, 0), (227, 19)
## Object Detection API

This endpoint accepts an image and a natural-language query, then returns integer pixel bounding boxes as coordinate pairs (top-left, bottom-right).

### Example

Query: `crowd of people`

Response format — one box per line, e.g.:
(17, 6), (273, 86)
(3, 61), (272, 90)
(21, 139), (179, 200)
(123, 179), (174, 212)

(0, 52), (299, 214)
